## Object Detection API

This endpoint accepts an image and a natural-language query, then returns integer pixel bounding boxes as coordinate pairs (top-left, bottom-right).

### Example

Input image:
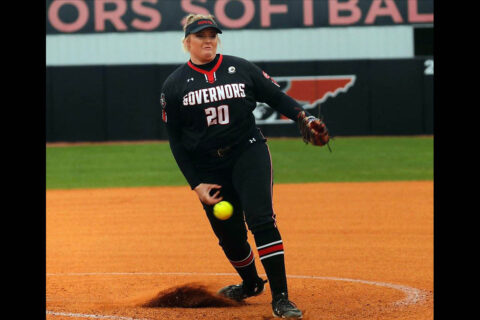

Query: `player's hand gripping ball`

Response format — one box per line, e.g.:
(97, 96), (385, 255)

(213, 201), (233, 220)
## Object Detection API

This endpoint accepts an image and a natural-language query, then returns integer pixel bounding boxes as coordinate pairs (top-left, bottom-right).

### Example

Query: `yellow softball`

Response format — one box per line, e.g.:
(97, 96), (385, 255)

(213, 201), (233, 220)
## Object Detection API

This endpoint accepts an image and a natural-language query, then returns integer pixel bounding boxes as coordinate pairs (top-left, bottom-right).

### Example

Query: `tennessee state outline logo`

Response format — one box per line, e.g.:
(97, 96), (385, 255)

(253, 75), (356, 124)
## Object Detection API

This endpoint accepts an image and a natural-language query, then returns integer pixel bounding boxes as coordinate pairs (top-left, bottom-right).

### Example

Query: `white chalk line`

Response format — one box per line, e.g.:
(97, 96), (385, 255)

(46, 272), (429, 319)
(46, 311), (148, 320)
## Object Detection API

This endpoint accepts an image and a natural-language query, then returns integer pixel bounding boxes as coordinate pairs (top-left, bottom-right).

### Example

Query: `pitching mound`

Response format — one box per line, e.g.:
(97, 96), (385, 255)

(140, 283), (242, 308)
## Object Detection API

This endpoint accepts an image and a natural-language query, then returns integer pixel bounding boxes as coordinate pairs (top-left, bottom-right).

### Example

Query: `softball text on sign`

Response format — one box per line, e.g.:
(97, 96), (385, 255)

(46, 0), (433, 34)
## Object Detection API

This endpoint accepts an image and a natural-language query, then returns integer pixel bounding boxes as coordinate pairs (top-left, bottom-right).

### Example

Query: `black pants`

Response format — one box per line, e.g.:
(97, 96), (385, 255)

(198, 140), (276, 242)
(195, 139), (290, 297)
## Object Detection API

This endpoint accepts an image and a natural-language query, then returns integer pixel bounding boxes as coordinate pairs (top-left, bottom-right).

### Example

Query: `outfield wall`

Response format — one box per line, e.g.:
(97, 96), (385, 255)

(46, 57), (433, 142)
(45, 0), (433, 142)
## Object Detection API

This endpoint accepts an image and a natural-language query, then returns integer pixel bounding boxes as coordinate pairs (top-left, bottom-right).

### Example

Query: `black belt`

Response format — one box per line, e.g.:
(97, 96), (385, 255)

(209, 145), (233, 158)
(202, 129), (264, 159)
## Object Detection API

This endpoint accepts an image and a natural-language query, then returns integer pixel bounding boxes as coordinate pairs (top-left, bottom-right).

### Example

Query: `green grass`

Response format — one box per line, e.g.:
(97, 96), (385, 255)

(46, 136), (433, 190)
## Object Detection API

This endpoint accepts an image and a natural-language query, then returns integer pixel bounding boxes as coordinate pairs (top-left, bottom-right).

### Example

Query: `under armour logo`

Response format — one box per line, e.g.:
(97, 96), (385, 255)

(249, 138), (256, 144)
(187, 77), (194, 82)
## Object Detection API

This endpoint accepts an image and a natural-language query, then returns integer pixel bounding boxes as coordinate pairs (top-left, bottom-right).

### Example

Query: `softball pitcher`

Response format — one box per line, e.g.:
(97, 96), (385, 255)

(160, 14), (329, 319)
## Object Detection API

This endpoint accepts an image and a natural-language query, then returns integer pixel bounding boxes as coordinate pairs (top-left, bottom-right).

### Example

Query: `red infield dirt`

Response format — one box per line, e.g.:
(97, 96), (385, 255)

(46, 181), (433, 320)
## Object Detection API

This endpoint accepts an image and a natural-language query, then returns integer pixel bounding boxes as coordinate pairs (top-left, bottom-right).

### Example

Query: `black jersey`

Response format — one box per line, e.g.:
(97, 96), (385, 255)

(161, 54), (306, 189)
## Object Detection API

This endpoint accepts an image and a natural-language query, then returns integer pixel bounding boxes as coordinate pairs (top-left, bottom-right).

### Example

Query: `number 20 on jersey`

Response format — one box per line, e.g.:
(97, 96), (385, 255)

(205, 105), (230, 126)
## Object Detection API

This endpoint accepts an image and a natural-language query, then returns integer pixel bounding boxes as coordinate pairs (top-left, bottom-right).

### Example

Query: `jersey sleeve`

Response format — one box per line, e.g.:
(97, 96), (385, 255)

(161, 79), (202, 190)
(247, 61), (308, 121)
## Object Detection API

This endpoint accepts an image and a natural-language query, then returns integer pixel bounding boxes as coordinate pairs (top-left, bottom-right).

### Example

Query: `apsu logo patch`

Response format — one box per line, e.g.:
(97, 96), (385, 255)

(253, 75), (356, 124)
(262, 70), (280, 87)
(160, 93), (167, 123)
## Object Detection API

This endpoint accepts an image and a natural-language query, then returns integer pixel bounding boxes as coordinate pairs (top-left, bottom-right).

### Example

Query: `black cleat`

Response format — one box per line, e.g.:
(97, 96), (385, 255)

(217, 277), (267, 302)
(272, 292), (303, 319)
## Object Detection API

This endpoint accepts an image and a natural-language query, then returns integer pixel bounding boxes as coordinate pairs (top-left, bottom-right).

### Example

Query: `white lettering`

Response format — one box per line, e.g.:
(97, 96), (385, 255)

(239, 83), (246, 97)
(188, 92), (195, 105)
(208, 87), (218, 102)
(224, 84), (233, 99)
(231, 83), (240, 98)
(217, 105), (229, 124)
(205, 105), (230, 126)
(183, 83), (246, 106)
(194, 90), (203, 104)
(202, 88), (210, 103)
(205, 107), (217, 126)
(424, 59), (434, 75)
(216, 86), (226, 100)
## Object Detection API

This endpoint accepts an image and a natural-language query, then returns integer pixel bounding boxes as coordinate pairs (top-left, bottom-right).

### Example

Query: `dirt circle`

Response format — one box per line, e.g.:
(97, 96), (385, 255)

(46, 181), (433, 320)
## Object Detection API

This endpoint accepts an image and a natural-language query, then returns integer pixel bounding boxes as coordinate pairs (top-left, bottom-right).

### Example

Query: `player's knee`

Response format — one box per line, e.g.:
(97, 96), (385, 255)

(247, 213), (277, 234)
(218, 232), (247, 249)
(220, 240), (251, 262)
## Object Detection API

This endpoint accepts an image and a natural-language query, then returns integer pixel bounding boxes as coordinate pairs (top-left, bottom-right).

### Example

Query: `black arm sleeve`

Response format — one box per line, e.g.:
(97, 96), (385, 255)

(248, 61), (309, 120)
(161, 81), (202, 190)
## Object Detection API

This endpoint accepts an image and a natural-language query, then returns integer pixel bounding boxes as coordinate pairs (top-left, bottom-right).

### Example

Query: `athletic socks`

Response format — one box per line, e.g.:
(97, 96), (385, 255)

(222, 225), (289, 296)
(224, 242), (261, 288)
(253, 226), (288, 297)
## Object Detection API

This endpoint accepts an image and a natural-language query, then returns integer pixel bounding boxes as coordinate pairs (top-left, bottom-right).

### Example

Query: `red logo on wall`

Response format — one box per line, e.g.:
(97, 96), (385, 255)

(254, 75), (356, 124)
